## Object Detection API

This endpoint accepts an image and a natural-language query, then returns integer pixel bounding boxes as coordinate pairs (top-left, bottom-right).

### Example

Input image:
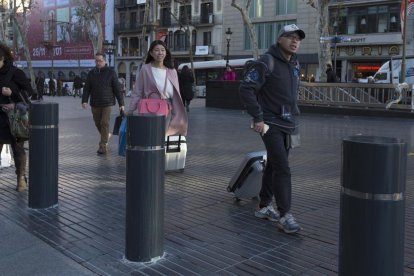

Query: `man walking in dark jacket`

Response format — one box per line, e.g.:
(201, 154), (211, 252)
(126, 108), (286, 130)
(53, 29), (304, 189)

(82, 52), (125, 155)
(239, 24), (305, 234)
(326, 64), (337, 82)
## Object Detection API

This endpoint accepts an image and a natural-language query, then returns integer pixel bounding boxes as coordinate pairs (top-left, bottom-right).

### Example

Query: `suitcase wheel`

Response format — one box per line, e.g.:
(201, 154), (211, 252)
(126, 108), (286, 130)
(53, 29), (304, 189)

(179, 168), (184, 173)
(233, 197), (241, 202)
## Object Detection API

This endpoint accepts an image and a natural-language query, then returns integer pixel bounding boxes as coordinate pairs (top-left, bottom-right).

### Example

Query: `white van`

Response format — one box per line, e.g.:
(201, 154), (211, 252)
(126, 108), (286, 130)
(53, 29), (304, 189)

(373, 58), (414, 85)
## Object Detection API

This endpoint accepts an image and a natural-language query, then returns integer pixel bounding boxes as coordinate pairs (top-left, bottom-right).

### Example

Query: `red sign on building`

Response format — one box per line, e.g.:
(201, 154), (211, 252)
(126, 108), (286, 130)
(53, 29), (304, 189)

(24, 0), (106, 62)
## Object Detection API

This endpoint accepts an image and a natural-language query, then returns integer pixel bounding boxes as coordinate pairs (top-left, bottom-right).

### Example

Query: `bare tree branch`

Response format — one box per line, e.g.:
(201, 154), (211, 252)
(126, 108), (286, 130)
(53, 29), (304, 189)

(9, 0), (37, 90)
(76, 0), (104, 54)
(304, 0), (331, 81)
(231, 0), (259, 59)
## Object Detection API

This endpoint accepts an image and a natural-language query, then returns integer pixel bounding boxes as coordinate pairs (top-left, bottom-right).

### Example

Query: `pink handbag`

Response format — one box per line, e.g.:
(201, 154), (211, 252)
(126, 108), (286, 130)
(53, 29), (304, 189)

(138, 93), (170, 116)
(137, 74), (171, 116)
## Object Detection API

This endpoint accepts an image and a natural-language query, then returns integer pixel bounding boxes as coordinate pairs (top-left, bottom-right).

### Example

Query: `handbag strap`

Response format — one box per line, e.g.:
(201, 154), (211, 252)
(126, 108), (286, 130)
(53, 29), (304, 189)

(146, 71), (169, 99)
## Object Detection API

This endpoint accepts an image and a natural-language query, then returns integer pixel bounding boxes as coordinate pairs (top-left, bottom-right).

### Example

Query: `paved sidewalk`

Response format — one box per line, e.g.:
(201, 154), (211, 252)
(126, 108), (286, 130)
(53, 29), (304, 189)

(0, 214), (94, 275)
(0, 96), (414, 275)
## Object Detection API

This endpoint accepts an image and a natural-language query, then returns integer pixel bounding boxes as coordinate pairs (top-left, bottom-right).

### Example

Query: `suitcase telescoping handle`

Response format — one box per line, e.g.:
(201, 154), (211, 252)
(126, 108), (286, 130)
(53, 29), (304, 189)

(166, 135), (181, 152)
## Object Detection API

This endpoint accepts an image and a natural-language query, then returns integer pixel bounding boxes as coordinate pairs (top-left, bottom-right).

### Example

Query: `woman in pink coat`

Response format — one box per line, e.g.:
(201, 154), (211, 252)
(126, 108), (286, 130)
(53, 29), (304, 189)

(128, 40), (188, 136)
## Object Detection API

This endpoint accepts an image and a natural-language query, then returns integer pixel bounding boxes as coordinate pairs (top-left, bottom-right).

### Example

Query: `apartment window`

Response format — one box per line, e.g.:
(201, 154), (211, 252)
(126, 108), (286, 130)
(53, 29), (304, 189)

(121, 37), (128, 56)
(203, 31), (211, 45)
(176, 30), (190, 51)
(160, 7), (171, 27)
(332, 4), (400, 35)
(248, 0), (263, 18)
(276, 0), (296, 15)
(130, 12), (137, 29)
(192, 30), (197, 46)
(120, 12), (126, 29)
(179, 5), (192, 24)
(200, 2), (213, 24)
(130, 37), (139, 56)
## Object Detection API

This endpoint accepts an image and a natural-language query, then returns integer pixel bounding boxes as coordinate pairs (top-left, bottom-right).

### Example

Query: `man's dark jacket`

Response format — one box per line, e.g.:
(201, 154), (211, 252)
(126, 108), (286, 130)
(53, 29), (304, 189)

(82, 66), (124, 107)
(239, 44), (300, 134)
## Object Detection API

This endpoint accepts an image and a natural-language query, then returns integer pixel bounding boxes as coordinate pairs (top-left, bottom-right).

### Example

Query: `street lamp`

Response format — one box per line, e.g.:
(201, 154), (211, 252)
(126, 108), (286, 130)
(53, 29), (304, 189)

(225, 27), (232, 66)
(103, 40), (116, 67)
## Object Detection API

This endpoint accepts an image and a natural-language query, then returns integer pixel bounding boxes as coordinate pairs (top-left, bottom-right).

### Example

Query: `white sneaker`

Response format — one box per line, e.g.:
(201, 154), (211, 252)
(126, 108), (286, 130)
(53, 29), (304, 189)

(277, 213), (301, 234)
(254, 205), (280, 222)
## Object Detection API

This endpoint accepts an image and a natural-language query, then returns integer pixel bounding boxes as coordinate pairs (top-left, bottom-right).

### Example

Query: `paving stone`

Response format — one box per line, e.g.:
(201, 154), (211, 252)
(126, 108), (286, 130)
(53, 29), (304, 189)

(0, 96), (413, 275)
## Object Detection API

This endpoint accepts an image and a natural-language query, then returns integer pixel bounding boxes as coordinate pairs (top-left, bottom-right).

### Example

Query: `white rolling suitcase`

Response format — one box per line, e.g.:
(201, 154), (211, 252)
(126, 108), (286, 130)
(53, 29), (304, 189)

(0, 144), (12, 169)
(165, 135), (187, 172)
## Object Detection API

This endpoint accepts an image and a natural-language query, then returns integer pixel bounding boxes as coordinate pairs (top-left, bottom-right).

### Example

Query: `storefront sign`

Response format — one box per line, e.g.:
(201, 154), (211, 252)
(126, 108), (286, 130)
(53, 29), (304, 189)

(338, 45), (400, 57)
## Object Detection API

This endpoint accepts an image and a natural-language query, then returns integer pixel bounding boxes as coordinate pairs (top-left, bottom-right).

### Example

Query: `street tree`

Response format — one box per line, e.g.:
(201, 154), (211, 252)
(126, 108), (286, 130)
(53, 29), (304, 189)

(0, 2), (11, 42)
(304, 0), (331, 81)
(230, 0), (259, 59)
(169, 0), (196, 83)
(8, 0), (38, 92)
(75, 0), (104, 54)
(140, 0), (151, 65)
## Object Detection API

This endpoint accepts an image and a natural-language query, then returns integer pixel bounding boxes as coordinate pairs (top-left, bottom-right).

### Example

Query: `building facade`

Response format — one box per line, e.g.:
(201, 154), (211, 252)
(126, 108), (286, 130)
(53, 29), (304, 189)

(7, 0), (412, 87)
(114, 0), (225, 91)
(328, 0), (409, 82)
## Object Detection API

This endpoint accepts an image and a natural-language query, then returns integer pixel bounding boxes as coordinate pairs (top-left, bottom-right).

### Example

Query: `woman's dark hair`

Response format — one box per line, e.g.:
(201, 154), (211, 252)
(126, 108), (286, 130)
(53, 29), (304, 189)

(145, 40), (173, 69)
(0, 43), (14, 65)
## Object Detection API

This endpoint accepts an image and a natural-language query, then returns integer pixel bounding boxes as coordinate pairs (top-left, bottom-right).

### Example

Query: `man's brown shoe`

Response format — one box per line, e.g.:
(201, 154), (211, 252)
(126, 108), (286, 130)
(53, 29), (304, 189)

(97, 145), (107, 154)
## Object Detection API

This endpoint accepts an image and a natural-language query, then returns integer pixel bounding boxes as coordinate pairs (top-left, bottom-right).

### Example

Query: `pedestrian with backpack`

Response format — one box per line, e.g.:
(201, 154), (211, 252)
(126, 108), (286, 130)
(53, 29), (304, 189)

(239, 24), (305, 234)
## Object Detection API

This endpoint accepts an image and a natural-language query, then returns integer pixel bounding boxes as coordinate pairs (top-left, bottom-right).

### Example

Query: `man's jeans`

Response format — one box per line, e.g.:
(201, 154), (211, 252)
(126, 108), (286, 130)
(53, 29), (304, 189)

(260, 126), (291, 217)
(91, 106), (112, 147)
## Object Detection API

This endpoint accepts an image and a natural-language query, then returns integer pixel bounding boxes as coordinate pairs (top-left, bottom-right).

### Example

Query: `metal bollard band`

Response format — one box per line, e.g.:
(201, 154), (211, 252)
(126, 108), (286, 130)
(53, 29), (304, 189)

(30, 125), (58, 129)
(341, 187), (404, 201)
(127, 145), (163, 151)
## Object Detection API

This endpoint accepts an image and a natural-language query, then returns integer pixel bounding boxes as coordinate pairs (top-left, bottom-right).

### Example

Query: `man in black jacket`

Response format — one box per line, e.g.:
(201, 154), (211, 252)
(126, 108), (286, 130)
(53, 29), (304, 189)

(239, 24), (305, 234)
(326, 64), (337, 82)
(82, 52), (125, 155)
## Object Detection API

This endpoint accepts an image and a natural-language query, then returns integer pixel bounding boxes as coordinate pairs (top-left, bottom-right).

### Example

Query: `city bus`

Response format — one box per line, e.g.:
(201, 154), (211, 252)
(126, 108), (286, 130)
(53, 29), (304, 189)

(177, 58), (253, 97)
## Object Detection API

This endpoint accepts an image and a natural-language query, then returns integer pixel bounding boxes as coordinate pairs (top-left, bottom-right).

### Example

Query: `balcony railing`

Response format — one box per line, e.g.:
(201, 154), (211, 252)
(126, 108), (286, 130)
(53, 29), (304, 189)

(115, 23), (141, 32)
(193, 14), (214, 26)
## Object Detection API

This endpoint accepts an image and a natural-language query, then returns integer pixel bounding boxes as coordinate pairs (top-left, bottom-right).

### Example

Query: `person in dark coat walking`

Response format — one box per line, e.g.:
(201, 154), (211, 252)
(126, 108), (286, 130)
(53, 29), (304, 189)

(0, 43), (34, 192)
(82, 52), (125, 155)
(35, 72), (45, 100)
(49, 78), (56, 96)
(326, 64), (337, 83)
(239, 24), (305, 234)
(178, 65), (194, 112)
(73, 75), (83, 97)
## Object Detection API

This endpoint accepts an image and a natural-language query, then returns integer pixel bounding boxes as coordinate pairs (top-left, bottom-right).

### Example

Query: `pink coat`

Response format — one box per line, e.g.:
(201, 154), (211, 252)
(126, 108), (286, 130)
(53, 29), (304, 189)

(128, 64), (188, 136)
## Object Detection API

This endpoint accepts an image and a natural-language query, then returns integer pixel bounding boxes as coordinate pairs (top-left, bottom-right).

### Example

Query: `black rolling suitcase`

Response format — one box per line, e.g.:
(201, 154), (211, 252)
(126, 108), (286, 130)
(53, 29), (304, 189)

(227, 151), (266, 200)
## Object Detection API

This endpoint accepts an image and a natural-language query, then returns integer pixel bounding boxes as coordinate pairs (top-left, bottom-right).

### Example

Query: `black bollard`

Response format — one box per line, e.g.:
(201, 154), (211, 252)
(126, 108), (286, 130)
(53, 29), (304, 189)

(339, 136), (406, 276)
(125, 114), (165, 262)
(28, 102), (59, 209)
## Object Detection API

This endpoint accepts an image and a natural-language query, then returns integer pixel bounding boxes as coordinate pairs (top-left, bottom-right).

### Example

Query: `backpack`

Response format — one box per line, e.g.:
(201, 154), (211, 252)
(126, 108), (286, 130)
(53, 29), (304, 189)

(243, 53), (275, 80)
